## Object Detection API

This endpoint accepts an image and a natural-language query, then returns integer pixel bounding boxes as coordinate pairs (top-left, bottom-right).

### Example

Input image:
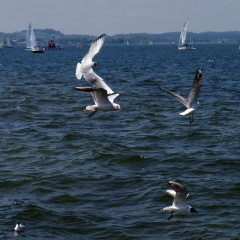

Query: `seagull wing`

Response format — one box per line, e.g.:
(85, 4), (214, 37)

(75, 62), (83, 80)
(168, 181), (188, 206)
(91, 88), (112, 108)
(166, 189), (189, 198)
(160, 87), (188, 108)
(74, 87), (112, 108)
(108, 93), (119, 103)
(76, 34), (106, 79)
(187, 68), (202, 107)
(75, 34), (114, 95)
(166, 189), (176, 198)
(82, 34), (106, 65)
(83, 68), (114, 94)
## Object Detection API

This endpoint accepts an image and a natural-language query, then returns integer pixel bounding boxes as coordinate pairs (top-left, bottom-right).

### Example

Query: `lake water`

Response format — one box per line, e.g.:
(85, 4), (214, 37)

(0, 43), (239, 239)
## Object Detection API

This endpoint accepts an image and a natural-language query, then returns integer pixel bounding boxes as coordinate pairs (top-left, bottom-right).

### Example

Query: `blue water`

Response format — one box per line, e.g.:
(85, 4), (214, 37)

(0, 43), (239, 239)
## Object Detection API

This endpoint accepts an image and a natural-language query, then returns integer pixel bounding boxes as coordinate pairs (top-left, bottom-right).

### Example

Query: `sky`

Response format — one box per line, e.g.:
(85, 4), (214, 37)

(0, 0), (240, 36)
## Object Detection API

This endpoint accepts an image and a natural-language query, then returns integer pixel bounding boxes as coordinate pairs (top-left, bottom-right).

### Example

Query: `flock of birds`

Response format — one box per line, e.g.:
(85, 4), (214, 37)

(74, 34), (199, 221)
(14, 33), (202, 231)
(74, 34), (202, 220)
(74, 33), (202, 123)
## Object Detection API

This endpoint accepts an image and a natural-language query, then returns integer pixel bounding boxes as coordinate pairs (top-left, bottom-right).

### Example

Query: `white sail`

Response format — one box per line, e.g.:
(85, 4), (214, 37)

(28, 25), (44, 52)
(7, 36), (13, 48)
(26, 23), (42, 51)
(179, 20), (188, 47)
(30, 27), (38, 50)
(26, 23), (32, 49)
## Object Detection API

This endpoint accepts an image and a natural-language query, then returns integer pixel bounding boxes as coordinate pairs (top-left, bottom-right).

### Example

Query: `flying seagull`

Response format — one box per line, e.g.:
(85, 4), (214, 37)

(74, 87), (121, 117)
(160, 68), (202, 123)
(75, 33), (114, 94)
(161, 181), (198, 220)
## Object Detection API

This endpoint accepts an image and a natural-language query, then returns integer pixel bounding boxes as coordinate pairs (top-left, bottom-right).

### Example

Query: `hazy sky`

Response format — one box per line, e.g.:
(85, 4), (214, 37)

(0, 0), (240, 35)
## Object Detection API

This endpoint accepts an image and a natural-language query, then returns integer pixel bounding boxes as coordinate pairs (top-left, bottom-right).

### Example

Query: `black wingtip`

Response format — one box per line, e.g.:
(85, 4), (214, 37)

(151, 80), (162, 91)
(95, 34), (106, 42)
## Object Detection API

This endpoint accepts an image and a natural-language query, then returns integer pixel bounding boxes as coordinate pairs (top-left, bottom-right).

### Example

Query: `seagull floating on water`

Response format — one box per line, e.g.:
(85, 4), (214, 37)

(14, 221), (26, 231)
(74, 87), (122, 117)
(160, 68), (202, 123)
(161, 181), (198, 220)
(75, 33), (114, 94)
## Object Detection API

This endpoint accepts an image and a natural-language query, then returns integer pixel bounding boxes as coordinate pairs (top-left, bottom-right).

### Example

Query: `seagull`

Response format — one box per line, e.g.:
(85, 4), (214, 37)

(160, 68), (202, 123)
(161, 181), (198, 220)
(74, 87), (121, 117)
(161, 181), (197, 220)
(75, 33), (114, 94)
(14, 221), (26, 231)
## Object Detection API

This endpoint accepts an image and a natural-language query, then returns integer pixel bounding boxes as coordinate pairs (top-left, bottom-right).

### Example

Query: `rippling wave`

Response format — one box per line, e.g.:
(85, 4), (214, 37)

(0, 44), (239, 239)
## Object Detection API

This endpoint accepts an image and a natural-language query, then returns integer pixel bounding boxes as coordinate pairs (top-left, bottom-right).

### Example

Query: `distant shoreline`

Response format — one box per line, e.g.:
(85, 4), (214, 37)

(1, 29), (240, 45)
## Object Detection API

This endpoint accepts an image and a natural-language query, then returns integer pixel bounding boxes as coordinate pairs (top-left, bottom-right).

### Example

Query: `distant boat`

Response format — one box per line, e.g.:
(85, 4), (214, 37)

(26, 23), (44, 53)
(7, 36), (13, 48)
(77, 44), (87, 48)
(46, 34), (64, 50)
(30, 25), (41, 51)
(178, 19), (195, 50)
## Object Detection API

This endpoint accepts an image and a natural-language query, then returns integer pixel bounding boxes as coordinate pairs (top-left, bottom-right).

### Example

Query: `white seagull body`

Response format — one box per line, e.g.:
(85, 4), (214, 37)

(162, 181), (197, 220)
(75, 34), (114, 95)
(14, 221), (26, 231)
(160, 68), (202, 123)
(74, 87), (121, 116)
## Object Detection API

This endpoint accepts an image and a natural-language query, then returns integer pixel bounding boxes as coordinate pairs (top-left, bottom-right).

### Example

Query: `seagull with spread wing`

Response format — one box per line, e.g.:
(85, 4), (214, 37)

(160, 68), (202, 123)
(162, 181), (198, 220)
(74, 87), (121, 117)
(75, 34), (114, 94)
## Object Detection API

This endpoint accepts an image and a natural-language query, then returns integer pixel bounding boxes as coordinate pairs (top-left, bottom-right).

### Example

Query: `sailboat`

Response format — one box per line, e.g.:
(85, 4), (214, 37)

(7, 36), (13, 48)
(26, 23), (44, 53)
(178, 19), (195, 50)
